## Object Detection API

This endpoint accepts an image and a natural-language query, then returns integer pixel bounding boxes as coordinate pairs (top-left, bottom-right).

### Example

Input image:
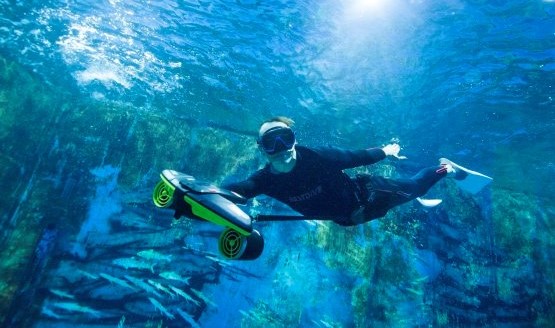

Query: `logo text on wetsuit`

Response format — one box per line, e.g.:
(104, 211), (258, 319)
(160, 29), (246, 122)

(289, 185), (322, 202)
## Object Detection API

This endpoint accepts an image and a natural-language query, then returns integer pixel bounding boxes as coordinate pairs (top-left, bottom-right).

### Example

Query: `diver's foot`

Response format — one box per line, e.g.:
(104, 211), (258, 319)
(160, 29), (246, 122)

(438, 158), (468, 180)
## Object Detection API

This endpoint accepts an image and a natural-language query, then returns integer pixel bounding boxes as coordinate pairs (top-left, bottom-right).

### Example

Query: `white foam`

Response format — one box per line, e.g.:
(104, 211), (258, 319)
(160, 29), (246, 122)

(75, 65), (132, 89)
(7, 1), (189, 99)
(169, 61), (182, 68)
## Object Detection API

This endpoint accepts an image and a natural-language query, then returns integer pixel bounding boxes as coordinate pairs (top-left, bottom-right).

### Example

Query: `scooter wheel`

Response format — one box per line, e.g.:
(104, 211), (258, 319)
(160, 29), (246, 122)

(218, 228), (264, 260)
(152, 180), (174, 208)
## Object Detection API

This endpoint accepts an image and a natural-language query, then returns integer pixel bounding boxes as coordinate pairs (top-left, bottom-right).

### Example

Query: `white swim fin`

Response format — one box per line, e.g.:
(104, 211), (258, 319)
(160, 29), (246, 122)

(416, 197), (443, 207)
(439, 158), (493, 194)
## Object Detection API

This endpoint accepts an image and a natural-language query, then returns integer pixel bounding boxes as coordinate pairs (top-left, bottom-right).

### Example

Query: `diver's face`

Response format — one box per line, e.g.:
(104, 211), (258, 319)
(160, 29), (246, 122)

(267, 146), (295, 162)
(266, 146), (296, 173)
(257, 121), (297, 173)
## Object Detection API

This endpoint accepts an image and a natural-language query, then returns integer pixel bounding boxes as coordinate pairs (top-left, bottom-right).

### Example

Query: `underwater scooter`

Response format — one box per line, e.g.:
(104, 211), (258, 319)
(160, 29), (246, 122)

(152, 170), (338, 260)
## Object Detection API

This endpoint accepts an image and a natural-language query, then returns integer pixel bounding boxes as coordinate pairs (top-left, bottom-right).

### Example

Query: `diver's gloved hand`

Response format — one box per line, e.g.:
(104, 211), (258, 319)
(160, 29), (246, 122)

(382, 143), (407, 160)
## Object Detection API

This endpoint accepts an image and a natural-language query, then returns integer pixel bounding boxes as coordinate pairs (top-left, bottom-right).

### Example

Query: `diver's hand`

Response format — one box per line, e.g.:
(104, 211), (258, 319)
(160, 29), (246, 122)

(382, 143), (407, 160)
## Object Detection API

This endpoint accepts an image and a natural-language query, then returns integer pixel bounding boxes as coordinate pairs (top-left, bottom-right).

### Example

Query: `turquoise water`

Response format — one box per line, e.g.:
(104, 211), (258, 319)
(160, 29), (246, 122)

(0, 0), (554, 327)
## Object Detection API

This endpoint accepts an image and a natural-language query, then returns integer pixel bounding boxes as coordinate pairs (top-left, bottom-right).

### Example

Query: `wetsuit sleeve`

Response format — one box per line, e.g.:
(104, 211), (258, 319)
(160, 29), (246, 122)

(221, 175), (263, 199)
(314, 146), (386, 169)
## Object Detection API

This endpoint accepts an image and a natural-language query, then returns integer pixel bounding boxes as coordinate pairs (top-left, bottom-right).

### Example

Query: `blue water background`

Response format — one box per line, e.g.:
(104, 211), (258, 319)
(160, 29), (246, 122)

(1, 0), (554, 327)
(2, 0), (553, 189)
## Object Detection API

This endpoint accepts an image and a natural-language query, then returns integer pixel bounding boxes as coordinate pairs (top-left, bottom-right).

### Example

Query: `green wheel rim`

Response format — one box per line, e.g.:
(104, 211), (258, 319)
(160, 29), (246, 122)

(219, 228), (244, 259)
(152, 180), (175, 208)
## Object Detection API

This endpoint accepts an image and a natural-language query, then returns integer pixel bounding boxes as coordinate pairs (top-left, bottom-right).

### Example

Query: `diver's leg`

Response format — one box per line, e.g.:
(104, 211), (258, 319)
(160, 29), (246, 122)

(369, 166), (446, 210)
(349, 166), (447, 225)
(408, 166), (448, 196)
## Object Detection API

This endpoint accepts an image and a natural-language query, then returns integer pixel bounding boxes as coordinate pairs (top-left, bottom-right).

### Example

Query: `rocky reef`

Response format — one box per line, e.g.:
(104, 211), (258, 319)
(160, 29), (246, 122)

(0, 54), (553, 327)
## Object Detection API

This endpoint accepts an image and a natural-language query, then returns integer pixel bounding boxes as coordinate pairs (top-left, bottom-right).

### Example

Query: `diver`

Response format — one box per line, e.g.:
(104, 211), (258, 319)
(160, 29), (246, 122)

(222, 116), (484, 226)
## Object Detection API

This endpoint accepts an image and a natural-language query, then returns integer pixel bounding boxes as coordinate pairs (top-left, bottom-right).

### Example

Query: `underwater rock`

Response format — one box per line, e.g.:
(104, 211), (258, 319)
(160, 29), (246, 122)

(123, 299), (162, 318)
(72, 165), (122, 259)
(438, 285), (481, 309)
(440, 265), (466, 286)
(1, 224), (59, 327)
(412, 249), (443, 281)
(441, 304), (488, 324)
(437, 222), (465, 242)
(88, 282), (137, 301)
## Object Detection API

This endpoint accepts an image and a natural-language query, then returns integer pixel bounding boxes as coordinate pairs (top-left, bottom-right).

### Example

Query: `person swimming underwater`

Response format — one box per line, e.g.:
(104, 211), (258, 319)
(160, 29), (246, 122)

(222, 116), (475, 226)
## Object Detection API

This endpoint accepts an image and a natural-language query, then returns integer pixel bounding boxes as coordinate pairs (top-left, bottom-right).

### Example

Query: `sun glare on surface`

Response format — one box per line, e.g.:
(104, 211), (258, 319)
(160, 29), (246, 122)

(346, 0), (391, 18)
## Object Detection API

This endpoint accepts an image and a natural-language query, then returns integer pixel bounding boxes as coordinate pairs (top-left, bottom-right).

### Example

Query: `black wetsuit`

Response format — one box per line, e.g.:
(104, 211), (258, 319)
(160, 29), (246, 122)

(224, 146), (446, 226)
